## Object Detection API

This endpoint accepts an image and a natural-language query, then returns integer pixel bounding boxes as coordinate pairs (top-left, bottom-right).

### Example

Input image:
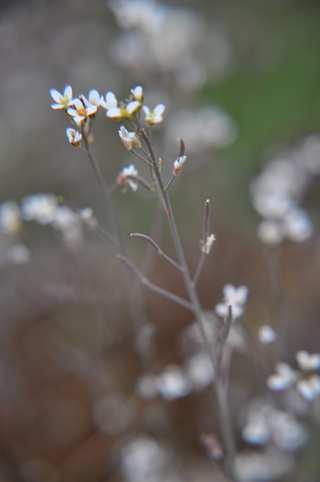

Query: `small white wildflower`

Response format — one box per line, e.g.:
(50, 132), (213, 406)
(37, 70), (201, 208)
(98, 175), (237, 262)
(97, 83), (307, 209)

(0, 202), (21, 234)
(131, 85), (144, 102)
(201, 233), (215, 255)
(258, 325), (277, 344)
(118, 126), (141, 150)
(50, 85), (74, 110)
(67, 96), (97, 126)
(104, 91), (141, 120)
(285, 209), (313, 242)
(267, 363), (297, 391)
(297, 375), (320, 401)
(117, 164), (139, 191)
(173, 155), (187, 176)
(296, 350), (320, 371)
(156, 366), (191, 400)
(215, 284), (248, 320)
(66, 127), (82, 147)
(143, 104), (165, 126)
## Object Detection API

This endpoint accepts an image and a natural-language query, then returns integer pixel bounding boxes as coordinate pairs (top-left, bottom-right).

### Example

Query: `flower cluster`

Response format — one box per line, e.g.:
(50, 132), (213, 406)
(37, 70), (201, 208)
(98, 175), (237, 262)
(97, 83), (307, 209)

(268, 350), (320, 401)
(251, 135), (320, 245)
(242, 400), (307, 451)
(108, 0), (231, 92)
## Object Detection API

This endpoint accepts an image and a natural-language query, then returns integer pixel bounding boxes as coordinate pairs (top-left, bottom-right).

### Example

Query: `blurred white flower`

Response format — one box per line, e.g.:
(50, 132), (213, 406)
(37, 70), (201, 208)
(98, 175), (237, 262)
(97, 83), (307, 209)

(143, 104), (165, 125)
(296, 351), (320, 371)
(201, 233), (215, 255)
(66, 127), (82, 147)
(297, 375), (320, 401)
(136, 374), (158, 399)
(167, 107), (237, 153)
(172, 155), (187, 176)
(21, 194), (58, 225)
(67, 96), (97, 126)
(271, 411), (307, 451)
(257, 220), (284, 246)
(118, 126), (141, 150)
(215, 284), (248, 320)
(121, 436), (168, 482)
(235, 450), (293, 482)
(258, 325), (277, 344)
(186, 352), (214, 390)
(50, 85), (74, 110)
(117, 165), (139, 191)
(267, 363), (297, 391)
(0, 202), (21, 234)
(242, 416), (270, 446)
(79, 207), (97, 229)
(156, 366), (191, 400)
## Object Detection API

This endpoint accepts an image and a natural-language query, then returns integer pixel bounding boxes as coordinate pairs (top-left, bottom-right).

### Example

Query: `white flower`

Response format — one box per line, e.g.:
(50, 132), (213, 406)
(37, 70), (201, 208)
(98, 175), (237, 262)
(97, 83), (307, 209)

(88, 89), (104, 108)
(79, 207), (97, 229)
(66, 127), (82, 147)
(215, 284), (248, 320)
(201, 233), (215, 255)
(67, 96), (97, 125)
(117, 164), (139, 191)
(267, 363), (297, 391)
(242, 416), (270, 446)
(186, 352), (214, 390)
(258, 325), (277, 344)
(156, 366), (191, 400)
(21, 194), (58, 225)
(143, 104), (165, 125)
(173, 155), (187, 175)
(104, 91), (141, 120)
(297, 376), (320, 401)
(257, 220), (284, 245)
(296, 351), (320, 371)
(118, 126), (141, 150)
(131, 85), (144, 102)
(0, 202), (21, 234)
(50, 85), (74, 110)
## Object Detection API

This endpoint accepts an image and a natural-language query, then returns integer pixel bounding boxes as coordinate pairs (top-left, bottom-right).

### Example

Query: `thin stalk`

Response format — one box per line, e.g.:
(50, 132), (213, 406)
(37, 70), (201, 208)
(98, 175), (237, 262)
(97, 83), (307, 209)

(140, 128), (237, 480)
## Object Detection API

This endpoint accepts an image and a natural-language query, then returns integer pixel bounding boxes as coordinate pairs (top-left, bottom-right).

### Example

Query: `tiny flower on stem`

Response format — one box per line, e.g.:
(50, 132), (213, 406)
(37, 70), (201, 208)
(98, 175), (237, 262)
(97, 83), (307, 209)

(118, 126), (142, 150)
(50, 85), (74, 110)
(201, 233), (215, 255)
(67, 96), (97, 126)
(215, 284), (248, 320)
(117, 164), (139, 191)
(66, 128), (82, 147)
(173, 155), (187, 176)
(104, 91), (140, 120)
(143, 104), (165, 126)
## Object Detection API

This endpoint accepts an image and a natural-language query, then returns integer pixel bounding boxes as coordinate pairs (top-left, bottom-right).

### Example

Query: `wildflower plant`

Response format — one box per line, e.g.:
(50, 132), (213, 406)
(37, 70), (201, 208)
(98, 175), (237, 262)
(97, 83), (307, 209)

(49, 83), (244, 480)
